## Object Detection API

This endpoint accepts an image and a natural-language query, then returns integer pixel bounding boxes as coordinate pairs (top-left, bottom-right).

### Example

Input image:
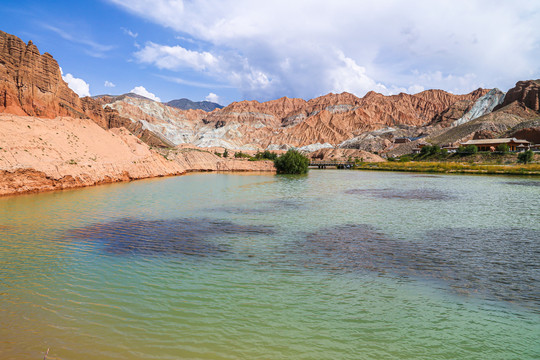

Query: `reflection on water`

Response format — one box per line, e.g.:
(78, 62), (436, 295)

(299, 224), (540, 307)
(213, 198), (303, 214)
(67, 217), (275, 256)
(345, 187), (455, 200)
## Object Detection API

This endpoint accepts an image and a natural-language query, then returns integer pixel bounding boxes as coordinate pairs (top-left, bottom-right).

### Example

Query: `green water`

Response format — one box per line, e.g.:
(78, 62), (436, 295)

(0, 171), (539, 359)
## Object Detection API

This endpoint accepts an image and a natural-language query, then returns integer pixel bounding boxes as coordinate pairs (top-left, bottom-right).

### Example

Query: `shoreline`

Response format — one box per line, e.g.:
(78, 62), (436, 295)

(0, 167), (276, 198)
(353, 161), (540, 176)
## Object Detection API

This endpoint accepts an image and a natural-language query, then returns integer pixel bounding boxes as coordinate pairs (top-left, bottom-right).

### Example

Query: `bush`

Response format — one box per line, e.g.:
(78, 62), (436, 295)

(457, 144), (478, 155)
(496, 144), (509, 153)
(400, 156), (411, 162)
(234, 151), (251, 158)
(274, 149), (309, 174)
(517, 150), (534, 164)
(420, 145), (441, 156)
(214, 151), (222, 157)
(254, 150), (278, 160)
(223, 149), (229, 158)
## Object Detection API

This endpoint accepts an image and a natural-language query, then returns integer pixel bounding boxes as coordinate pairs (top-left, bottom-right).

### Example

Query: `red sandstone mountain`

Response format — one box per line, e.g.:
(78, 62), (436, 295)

(494, 79), (540, 112)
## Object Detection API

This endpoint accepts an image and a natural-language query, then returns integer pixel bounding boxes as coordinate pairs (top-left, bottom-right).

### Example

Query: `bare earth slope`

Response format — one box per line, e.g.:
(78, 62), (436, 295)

(0, 114), (273, 196)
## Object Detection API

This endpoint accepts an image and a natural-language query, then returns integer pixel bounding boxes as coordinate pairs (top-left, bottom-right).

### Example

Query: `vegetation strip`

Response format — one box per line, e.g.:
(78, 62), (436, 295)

(354, 161), (540, 176)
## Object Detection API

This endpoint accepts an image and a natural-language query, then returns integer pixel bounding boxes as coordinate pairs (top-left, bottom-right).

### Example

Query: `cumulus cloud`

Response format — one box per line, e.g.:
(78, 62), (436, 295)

(205, 92), (220, 103)
(104, 80), (116, 88)
(130, 86), (161, 101)
(109, 0), (540, 100)
(60, 68), (91, 97)
(135, 42), (219, 71)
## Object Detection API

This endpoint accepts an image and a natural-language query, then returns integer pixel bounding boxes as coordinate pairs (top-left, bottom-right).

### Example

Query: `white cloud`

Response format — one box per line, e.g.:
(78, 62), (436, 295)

(104, 80), (116, 88)
(121, 27), (138, 38)
(109, 0), (540, 100)
(43, 24), (114, 58)
(135, 42), (219, 71)
(329, 52), (389, 96)
(205, 92), (220, 103)
(130, 86), (161, 101)
(60, 68), (91, 97)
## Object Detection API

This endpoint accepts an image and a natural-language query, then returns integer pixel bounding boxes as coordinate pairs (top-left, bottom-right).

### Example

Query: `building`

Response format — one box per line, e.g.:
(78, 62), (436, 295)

(393, 137), (411, 144)
(460, 138), (530, 152)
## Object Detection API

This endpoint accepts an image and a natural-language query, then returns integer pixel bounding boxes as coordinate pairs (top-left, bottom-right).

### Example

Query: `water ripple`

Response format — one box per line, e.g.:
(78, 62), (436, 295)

(298, 224), (540, 308)
(66, 217), (275, 256)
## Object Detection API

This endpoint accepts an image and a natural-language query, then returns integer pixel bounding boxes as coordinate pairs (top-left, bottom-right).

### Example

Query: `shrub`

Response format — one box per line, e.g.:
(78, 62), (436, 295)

(234, 151), (250, 158)
(274, 149), (309, 174)
(254, 150), (278, 160)
(214, 151), (222, 157)
(420, 145), (442, 157)
(517, 150), (534, 164)
(496, 144), (509, 153)
(400, 156), (411, 162)
(457, 144), (478, 155)
(223, 149), (229, 158)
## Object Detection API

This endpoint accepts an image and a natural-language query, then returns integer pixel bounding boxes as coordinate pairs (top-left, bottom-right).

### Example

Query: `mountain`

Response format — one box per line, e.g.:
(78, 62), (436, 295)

(425, 81), (540, 147)
(166, 98), (223, 111)
(0, 30), (273, 196)
(100, 88), (489, 151)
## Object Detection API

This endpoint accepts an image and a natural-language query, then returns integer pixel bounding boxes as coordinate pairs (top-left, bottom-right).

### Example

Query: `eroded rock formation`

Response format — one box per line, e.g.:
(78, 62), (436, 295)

(495, 80), (540, 112)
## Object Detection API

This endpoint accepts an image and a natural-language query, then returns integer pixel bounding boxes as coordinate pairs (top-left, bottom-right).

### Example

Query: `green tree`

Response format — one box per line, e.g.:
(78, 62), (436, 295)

(274, 149), (309, 174)
(457, 144), (478, 155)
(517, 150), (534, 164)
(496, 144), (509, 153)
(262, 150), (278, 160)
(223, 148), (229, 158)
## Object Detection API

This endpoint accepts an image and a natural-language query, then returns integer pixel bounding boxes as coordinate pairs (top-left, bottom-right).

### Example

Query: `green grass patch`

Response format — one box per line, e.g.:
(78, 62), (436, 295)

(355, 161), (540, 176)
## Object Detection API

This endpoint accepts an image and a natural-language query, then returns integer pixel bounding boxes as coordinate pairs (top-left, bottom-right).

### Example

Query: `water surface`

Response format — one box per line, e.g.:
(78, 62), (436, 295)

(1, 171), (539, 359)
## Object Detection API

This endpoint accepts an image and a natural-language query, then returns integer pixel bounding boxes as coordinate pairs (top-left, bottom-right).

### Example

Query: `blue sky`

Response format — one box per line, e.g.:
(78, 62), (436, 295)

(1, 0), (539, 105)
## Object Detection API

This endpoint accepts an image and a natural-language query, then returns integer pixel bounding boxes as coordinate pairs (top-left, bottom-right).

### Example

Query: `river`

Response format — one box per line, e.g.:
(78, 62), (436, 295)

(1, 170), (539, 359)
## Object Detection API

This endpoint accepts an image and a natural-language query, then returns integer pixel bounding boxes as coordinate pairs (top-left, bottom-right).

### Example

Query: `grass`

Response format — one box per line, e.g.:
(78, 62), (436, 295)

(355, 161), (540, 176)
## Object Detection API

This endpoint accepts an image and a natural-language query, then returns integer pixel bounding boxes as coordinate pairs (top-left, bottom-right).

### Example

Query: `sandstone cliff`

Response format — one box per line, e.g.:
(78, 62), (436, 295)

(0, 30), (81, 118)
(494, 80), (540, 112)
(0, 30), (173, 149)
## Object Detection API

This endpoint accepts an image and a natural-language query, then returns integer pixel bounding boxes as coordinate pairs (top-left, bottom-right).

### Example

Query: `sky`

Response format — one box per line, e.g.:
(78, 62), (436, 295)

(1, 0), (539, 105)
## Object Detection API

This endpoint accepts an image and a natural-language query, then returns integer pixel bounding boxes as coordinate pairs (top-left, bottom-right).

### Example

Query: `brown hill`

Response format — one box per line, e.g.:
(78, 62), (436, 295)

(494, 79), (540, 112)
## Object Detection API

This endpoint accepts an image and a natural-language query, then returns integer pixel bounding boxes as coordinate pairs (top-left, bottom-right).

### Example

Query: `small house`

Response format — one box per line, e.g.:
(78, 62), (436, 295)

(460, 138), (530, 152)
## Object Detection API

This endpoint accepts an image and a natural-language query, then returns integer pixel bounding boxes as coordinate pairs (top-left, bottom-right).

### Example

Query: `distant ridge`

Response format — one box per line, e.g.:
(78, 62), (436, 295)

(92, 92), (157, 102)
(166, 98), (223, 112)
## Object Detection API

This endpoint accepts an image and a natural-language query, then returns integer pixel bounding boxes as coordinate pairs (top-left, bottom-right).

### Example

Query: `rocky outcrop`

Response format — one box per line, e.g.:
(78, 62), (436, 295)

(503, 119), (540, 144)
(450, 88), (506, 127)
(0, 30), (81, 118)
(494, 80), (540, 112)
(428, 101), (540, 146)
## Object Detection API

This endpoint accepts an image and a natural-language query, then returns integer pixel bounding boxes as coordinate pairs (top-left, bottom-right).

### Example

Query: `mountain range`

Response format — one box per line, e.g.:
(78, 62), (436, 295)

(0, 29), (539, 195)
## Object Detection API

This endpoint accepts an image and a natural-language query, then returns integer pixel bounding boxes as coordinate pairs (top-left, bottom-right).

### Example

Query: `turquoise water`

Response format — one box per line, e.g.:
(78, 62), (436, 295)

(0, 171), (539, 359)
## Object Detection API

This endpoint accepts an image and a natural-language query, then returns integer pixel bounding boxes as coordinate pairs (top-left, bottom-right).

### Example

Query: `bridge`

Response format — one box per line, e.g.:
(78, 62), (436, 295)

(309, 160), (355, 169)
